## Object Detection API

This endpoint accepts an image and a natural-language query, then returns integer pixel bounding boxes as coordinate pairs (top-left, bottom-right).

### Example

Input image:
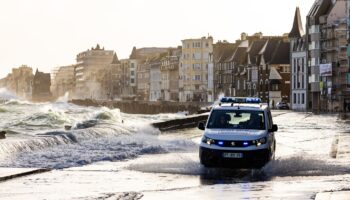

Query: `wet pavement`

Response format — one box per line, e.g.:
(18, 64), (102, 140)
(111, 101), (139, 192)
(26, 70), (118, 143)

(1, 111), (350, 199)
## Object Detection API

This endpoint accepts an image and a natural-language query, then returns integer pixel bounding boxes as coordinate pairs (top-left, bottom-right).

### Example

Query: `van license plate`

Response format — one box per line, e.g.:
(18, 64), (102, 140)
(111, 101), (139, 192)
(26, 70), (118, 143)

(222, 152), (243, 158)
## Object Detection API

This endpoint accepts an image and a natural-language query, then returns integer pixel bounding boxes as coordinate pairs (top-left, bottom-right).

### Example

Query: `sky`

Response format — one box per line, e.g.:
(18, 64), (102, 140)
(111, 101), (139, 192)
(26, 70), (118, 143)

(0, 0), (315, 78)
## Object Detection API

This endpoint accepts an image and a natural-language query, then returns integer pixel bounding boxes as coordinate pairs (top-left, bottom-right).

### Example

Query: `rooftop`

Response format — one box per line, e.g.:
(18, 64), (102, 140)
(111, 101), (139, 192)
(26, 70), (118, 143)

(289, 7), (305, 38)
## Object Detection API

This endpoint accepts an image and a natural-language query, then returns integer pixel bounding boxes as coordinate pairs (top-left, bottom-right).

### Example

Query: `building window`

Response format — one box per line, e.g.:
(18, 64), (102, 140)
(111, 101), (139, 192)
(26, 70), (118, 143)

(192, 63), (201, 70)
(271, 84), (278, 91)
(302, 93), (305, 104)
(293, 76), (296, 89)
(293, 93), (296, 104)
(302, 58), (305, 73)
(283, 66), (290, 73)
(302, 75), (305, 89)
(297, 93), (300, 104)
(194, 75), (201, 80)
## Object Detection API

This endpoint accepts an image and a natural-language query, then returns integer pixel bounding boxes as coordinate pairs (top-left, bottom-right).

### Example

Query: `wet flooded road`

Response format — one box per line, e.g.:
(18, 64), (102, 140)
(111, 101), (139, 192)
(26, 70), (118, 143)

(1, 110), (350, 199)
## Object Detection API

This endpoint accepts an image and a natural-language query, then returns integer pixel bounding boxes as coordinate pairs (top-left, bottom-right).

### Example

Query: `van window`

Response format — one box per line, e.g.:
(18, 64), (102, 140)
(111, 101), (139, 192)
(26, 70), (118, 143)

(207, 110), (265, 130)
(267, 110), (273, 129)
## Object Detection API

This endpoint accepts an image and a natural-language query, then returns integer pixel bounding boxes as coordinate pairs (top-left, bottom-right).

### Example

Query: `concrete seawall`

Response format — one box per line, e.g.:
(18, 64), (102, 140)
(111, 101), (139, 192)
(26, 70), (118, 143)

(152, 113), (209, 131)
(70, 99), (211, 115)
(0, 168), (51, 182)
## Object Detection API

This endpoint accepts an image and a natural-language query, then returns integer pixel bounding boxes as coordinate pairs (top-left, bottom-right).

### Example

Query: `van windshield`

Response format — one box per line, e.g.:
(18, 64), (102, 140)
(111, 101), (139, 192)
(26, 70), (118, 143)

(206, 110), (265, 130)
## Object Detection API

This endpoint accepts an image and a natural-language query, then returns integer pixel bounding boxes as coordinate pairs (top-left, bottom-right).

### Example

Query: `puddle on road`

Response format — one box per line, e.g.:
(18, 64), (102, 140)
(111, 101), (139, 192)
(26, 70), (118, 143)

(126, 153), (350, 185)
(262, 156), (350, 177)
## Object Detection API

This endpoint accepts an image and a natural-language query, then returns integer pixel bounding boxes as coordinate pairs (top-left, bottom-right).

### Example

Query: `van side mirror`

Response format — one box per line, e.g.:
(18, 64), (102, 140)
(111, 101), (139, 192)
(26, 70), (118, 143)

(198, 122), (205, 130)
(269, 124), (278, 132)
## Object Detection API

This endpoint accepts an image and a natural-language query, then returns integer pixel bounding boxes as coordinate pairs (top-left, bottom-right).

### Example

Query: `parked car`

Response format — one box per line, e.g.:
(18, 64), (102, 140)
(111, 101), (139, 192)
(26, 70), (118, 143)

(276, 101), (289, 110)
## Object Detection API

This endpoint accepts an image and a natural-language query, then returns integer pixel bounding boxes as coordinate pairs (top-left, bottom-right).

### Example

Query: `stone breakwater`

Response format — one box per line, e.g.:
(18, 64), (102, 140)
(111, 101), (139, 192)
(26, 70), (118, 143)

(69, 99), (211, 115)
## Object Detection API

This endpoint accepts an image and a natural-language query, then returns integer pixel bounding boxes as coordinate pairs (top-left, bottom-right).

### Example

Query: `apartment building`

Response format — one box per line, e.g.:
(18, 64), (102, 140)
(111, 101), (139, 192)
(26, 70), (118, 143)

(3, 65), (34, 99)
(179, 36), (214, 102)
(74, 44), (115, 99)
(306, 0), (333, 112)
(160, 48), (181, 101)
(32, 69), (52, 101)
(319, 0), (349, 112)
(51, 65), (75, 99)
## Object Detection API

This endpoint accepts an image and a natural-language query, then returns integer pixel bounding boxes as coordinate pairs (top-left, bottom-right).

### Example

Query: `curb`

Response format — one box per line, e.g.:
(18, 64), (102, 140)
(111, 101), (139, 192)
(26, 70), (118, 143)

(0, 168), (51, 182)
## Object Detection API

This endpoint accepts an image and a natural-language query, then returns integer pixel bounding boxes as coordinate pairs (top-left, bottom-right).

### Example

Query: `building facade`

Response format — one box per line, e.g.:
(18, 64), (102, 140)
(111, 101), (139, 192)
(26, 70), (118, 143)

(213, 41), (237, 98)
(51, 65), (75, 99)
(319, 0), (349, 112)
(179, 36), (214, 102)
(130, 47), (169, 101)
(4, 65), (34, 99)
(119, 59), (135, 99)
(268, 40), (291, 107)
(306, 0), (333, 112)
(348, 0), (350, 95)
(74, 44), (115, 99)
(32, 69), (52, 101)
(149, 56), (162, 101)
(289, 7), (308, 111)
(160, 48), (181, 101)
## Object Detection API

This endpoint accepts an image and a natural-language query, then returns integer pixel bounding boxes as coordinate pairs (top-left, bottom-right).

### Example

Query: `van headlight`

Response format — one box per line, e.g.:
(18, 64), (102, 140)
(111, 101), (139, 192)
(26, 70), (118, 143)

(253, 137), (267, 146)
(202, 136), (215, 145)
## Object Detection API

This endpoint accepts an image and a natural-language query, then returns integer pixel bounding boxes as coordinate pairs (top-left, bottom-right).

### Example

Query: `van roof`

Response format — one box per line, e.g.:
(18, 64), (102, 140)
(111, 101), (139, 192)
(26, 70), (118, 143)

(213, 103), (268, 111)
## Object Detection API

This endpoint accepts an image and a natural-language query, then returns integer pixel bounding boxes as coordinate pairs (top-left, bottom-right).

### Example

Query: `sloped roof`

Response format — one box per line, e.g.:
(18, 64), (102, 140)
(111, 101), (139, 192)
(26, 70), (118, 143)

(307, 0), (333, 24)
(213, 42), (237, 63)
(247, 40), (267, 65)
(34, 69), (50, 82)
(111, 53), (120, 64)
(230, 47), (247, 65)
(289, 7), (304, 38)
(260, 39), (280, 63)
(270, 41), (290, 65)
(129, 47), (138, 59)
(269, 67), (283, 80)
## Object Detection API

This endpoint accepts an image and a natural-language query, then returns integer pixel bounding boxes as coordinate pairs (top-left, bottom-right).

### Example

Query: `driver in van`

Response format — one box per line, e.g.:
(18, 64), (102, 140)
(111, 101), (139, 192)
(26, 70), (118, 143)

(247, 113), (263, 129)
(217, 114), (231, 128)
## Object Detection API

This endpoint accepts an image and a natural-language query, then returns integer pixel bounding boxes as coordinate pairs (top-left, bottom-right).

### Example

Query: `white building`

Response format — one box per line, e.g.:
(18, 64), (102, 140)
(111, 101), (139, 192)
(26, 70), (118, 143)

(289, 7), (308, 111)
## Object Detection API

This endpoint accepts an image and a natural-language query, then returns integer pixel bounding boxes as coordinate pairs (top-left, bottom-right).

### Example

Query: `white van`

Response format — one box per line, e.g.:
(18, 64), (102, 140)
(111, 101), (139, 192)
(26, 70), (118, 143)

(198, 97), (278, 169)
